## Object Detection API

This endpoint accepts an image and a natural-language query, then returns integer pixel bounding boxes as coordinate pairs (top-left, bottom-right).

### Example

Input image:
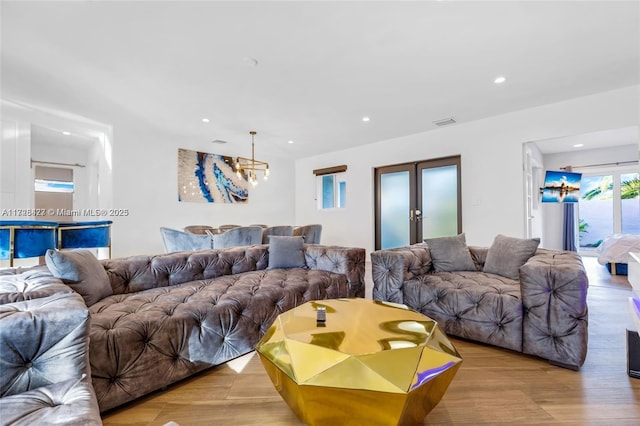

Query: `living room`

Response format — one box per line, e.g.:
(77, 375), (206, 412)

(1, 1), (639, 425)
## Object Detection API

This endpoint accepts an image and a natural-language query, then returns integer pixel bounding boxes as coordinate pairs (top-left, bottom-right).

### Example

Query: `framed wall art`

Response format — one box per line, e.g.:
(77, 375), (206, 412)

(178, 148), (248, 203)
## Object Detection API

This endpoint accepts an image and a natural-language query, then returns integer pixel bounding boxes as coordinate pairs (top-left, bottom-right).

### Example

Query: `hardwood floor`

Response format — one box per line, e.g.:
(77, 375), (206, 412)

(102, 257), (640, 425)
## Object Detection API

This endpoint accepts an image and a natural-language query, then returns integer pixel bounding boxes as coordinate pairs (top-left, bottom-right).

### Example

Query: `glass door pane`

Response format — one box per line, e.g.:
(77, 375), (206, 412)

(579, 175), (613, 249)
(380, 171), (411, 249)
(621, 172), (639, 234)
(375, 156), (460, 250)
(421, 165), (458, 239)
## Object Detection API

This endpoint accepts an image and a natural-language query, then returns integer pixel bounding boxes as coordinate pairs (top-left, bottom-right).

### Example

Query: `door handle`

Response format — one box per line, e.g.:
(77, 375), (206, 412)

(415, 209), (422, 222)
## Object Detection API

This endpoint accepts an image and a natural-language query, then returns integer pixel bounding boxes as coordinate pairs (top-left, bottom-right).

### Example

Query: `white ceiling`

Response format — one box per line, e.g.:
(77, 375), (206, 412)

(533, 126), (639, 154)
(31, 124), (97, 151)
(1, 1), (639, 159)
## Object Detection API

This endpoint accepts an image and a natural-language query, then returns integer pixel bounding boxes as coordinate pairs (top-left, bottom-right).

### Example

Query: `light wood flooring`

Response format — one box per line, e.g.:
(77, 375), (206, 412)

(102, 257), (640, 425)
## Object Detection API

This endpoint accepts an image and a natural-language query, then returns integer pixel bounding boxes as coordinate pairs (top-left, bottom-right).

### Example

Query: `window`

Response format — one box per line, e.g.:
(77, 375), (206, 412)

(318, 172), (346, 209)
(34, 179), (74, 193)
(33, 166), (75, 219)
(34, 166), (74, 193)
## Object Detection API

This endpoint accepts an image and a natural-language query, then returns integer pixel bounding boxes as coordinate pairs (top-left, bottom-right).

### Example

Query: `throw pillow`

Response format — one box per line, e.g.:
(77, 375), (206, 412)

(45, 249), (112, 306)
(268, 236), (306, 269)
(483, 234), (540, 280)
(424, 233), (476, 272)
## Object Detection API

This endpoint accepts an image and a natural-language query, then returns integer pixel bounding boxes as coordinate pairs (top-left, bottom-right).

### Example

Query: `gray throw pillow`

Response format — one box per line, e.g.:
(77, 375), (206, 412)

(45, 249), (112, 306)
(268, 236), (306, 269)
(483, 234), (540, 280)
(424, 233), (476, 272)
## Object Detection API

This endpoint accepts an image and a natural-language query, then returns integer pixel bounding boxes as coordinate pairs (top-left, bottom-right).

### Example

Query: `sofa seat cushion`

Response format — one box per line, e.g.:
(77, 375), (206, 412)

(402, 271), (523, 352)
(0, 375), (101, 426)
(88, 267), (348, 412)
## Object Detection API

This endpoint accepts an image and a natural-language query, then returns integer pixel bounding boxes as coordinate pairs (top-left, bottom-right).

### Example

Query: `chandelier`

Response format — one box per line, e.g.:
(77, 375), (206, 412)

(235, 131), (269, 186)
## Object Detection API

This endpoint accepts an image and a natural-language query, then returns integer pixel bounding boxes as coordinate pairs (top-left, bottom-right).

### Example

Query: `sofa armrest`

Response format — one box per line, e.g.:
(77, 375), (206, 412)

(0, 266), (72, 305)
(520, 250), (589, 368)
(0, 292), (91, 397)
(304, 246), (366, 297)
(370, 245), (432, 304)
(0, 374), (101, 426)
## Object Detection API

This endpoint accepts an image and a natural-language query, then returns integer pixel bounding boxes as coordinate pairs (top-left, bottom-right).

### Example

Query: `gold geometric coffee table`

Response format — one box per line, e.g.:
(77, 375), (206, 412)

(256, 298), (462, 425)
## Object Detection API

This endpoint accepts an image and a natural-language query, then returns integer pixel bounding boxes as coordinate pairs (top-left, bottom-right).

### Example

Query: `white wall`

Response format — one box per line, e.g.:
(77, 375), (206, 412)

(0, 120), (31, 212)
(1, 99), (295, 257)
(542, 143), (639, 250)
(3, 86), (638, 258)
(110, 120), (295, 257)
(295, 86), (640, 253)
(1, 99), (114, 219)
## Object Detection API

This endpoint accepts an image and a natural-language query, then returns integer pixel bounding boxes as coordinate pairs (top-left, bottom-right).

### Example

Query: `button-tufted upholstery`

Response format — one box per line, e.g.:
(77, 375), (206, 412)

(0, 274), (102, 425)
(93, 244), (364, 412)
(371, 244), (588, 370)
(0, 243), (365, 420)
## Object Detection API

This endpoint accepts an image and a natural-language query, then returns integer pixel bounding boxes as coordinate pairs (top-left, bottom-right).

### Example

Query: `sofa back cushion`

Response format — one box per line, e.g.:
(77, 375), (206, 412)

(424, 233), (476, 272)
(45, 249), (112, 306)
(102, 246), (270, 295)
(483, 234), (540, 280)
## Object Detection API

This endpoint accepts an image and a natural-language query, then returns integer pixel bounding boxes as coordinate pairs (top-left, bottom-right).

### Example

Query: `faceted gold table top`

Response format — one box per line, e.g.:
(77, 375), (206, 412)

(257, 298), (462, 425)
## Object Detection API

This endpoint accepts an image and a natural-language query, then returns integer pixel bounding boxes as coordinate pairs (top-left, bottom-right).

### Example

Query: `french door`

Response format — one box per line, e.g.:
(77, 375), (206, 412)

(578, 168), (640, 251)
(375, 156), (462, 250)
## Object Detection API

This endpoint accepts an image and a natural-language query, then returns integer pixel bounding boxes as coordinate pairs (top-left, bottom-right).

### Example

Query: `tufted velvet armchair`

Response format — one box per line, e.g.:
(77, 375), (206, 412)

(261, 225), (294, 243)
(371, 245), (589, 370)
(210, 225), (263, 249)
(160, 226), (213, 253)
(293, 224), (322, 244)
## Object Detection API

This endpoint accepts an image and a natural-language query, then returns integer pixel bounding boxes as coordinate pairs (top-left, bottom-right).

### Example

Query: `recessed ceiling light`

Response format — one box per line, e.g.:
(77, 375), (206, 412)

(573, 143), (584, 148)
(62, 131), (71, 135)
(362, 116), (370, 122)
(494, 76), (507, 84)
(288, 140), (294, 144)
(243, 57), (259, 67)
(202, 118), (210, 123)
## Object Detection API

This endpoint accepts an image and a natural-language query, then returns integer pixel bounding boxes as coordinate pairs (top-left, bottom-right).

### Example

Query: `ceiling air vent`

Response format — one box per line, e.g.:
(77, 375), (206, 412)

(211, 139), (228, 144)
(433, 117), (457, 127)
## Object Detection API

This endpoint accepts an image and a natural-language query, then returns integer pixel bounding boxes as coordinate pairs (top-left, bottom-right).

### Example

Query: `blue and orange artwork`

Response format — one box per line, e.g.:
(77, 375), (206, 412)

(178, 148), (249, 203)
(541, 170), (582, 203)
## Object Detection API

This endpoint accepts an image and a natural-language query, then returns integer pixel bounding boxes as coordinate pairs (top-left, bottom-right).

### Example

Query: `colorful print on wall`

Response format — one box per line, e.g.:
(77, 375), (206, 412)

(178, 148), (249, 203)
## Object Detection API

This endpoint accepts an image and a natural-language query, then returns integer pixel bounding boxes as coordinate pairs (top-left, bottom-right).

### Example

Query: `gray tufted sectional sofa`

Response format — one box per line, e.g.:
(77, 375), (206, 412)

(371, 242), (588, 370)
(0, 243), (365, 424)
(0, 267), (102, 425)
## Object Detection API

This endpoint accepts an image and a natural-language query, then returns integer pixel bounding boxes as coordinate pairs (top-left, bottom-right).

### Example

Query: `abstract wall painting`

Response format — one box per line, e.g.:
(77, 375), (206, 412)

(178, 148), (249, 203)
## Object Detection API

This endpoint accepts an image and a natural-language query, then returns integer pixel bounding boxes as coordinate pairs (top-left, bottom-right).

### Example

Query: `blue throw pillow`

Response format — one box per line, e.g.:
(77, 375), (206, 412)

(268, 236), (306, 269)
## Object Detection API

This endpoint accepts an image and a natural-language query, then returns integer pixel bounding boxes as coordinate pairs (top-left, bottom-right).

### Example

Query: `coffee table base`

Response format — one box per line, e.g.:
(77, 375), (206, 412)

(256, 299), (462, 426)
(259, 355), (459, 426)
